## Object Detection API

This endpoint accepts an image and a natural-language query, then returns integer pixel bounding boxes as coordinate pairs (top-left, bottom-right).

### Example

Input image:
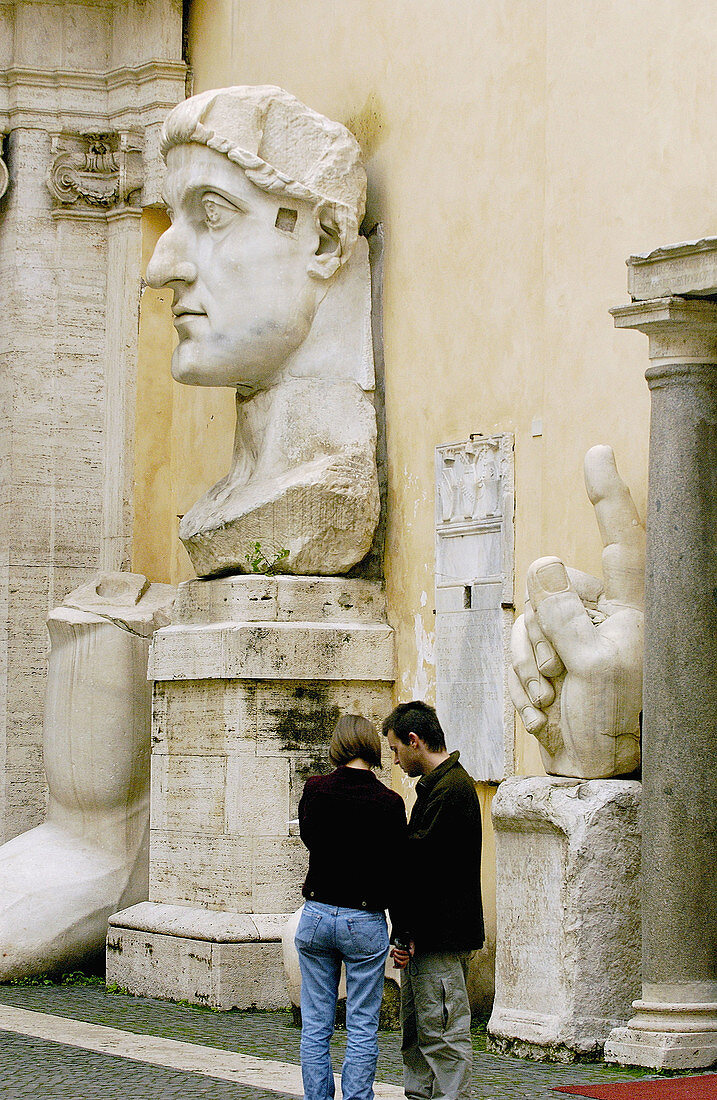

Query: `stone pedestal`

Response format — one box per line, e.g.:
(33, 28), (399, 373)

(487, 777), (641, 1062)
(604, 293), (717, 1070)
(107, 575), (395, 1009)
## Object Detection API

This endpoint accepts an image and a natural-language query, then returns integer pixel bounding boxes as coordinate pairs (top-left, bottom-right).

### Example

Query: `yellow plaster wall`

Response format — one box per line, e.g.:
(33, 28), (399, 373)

(133, 0), (717, 1002)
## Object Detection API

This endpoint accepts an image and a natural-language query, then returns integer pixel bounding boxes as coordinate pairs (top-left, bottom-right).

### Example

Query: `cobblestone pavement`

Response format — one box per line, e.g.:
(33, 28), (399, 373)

(0, 983), (680, 1100)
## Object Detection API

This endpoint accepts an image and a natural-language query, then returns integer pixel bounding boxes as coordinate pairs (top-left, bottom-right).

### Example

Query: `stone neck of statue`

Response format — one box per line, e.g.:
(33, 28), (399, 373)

(179, 236), (380, 578)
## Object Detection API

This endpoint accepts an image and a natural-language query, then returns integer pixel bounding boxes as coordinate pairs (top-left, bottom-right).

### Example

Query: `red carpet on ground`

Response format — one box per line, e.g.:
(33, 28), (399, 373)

(552, 1074), (717, 1099)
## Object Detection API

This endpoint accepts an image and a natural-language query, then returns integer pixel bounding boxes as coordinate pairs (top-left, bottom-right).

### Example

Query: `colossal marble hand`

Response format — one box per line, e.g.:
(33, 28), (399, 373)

(147, 85), (380, 577)
(0, 574), (174, 980)
(508, 446), (644, 778)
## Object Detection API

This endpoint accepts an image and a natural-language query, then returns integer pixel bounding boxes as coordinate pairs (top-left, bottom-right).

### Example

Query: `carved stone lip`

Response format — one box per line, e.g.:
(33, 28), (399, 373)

(172, 306), (206, 317)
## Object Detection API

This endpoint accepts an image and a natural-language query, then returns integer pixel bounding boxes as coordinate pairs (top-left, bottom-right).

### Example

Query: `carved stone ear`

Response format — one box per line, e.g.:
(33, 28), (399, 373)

(307, 205), (342, 279)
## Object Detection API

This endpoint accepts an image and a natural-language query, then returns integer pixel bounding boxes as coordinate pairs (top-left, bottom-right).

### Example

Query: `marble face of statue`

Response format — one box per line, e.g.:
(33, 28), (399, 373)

(146, 143), (338, 394)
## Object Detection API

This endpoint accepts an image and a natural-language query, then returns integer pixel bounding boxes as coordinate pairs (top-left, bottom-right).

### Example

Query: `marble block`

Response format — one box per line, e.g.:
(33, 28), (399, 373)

(107, 903), (289, 1009)
(487, 776), (641, 1061)
(627, 237), (717, 300)
(108, 575), (395, 1007)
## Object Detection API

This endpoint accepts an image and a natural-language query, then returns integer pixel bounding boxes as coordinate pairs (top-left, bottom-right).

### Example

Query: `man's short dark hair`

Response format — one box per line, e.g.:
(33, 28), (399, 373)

(382, 701), (446, 753)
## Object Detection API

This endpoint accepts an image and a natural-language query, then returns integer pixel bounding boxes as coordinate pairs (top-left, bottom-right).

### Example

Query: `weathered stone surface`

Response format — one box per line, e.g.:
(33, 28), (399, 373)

(605, 293), (717, 1070)
(0, 573), (174, 980)
(111, 574), (395, 1007)
(508, 446), (644, 779)
(0, 0), (185, 840)
(145, 87), (380, 577)
(172, 575), (389, 626)
(627, 237), (717, 301)
(488, 776), (641, 1060)
(149, 621), (394, 682)
(106, 923), (289, 1009)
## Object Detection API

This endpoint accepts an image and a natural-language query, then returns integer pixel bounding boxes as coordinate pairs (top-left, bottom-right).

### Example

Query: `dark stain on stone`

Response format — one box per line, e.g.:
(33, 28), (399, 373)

(270, 683), (340, 755)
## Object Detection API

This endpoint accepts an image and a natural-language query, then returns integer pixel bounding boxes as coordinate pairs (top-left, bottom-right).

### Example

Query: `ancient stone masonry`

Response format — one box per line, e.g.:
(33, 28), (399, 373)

(434, 434), (515, 782)
(47, 132), (143, 211)
(0, 0), (186, 841)
(108, 576), (395, 1009)
(488, 777), (641, 1062)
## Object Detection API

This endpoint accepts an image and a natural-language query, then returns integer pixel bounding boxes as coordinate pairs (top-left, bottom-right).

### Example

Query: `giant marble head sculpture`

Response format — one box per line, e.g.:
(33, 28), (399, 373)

(147, 86), (380, 577)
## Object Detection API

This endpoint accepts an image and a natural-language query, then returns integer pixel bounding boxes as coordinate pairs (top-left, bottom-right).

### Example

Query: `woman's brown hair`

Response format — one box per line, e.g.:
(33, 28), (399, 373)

(328, 714), (382, 768)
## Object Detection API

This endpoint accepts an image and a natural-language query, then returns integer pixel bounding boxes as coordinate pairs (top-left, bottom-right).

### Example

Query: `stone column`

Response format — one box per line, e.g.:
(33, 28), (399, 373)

(605, 295), (717, 1069)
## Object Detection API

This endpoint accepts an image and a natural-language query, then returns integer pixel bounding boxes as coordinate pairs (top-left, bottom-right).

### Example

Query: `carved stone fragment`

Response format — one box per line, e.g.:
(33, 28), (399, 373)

(146, 86), (380, 576)
(48, 131), (143, 211)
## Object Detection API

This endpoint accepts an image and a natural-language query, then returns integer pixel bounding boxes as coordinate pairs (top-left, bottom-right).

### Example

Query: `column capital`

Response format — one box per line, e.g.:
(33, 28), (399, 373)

(610, 297), (717, 363)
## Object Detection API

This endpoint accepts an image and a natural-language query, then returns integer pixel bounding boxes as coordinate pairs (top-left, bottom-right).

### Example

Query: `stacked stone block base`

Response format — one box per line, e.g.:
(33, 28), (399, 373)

(107, 576), (395, 1008)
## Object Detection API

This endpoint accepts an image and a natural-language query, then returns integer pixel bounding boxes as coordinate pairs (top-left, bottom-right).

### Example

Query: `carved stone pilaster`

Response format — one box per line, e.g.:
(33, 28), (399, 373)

(48, 131), (142, 214)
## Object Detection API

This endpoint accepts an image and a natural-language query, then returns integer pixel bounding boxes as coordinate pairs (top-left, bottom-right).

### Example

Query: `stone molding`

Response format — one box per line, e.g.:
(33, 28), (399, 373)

(109, 902), (289, 944)
(149, 621), (396, 682)
(47, 130), (143, 213)
(0, 59), (186, 206)
(0, 60), (187, 129)
(611, 297), (717, 362)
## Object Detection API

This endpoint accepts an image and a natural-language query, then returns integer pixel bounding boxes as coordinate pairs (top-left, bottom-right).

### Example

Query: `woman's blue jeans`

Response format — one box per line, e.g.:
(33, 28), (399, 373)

(295, 901), (389, 1100)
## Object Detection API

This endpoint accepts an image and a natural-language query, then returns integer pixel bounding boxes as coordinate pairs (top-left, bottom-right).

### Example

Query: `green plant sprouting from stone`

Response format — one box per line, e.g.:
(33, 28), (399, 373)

(244, 541), (290, 574)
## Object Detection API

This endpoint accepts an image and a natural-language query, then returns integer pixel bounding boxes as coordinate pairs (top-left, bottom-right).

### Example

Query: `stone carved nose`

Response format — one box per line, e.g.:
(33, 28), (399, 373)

(145, 225), (197, 288)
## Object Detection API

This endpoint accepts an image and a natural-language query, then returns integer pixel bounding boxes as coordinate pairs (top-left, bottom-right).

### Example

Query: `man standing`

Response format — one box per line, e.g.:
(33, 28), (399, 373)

(383, 700), (483, 1100)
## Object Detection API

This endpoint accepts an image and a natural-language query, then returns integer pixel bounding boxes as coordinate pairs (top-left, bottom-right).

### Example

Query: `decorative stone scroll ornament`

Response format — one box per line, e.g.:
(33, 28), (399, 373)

(146, 86), (380, 577)
(47, 131), (143, 210)
(0, 134), (8, 200)
(508, 445), (644, 779)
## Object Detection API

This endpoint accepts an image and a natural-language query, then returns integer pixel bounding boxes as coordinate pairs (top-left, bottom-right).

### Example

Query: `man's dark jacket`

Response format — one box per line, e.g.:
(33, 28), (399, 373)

(399, 751), (484, 954)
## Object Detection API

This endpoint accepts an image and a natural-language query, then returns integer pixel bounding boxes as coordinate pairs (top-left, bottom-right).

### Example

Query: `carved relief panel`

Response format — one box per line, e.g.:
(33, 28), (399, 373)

(47, 131), (143, 212)
(435, 434), (515, 782)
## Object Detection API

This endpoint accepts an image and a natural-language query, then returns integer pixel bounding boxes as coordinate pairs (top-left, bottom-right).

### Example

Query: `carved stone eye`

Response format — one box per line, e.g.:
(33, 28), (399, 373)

(201, 194), (238, 229)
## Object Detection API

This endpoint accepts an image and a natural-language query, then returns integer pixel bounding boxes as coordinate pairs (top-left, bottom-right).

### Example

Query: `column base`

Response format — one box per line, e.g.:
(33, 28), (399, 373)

(107, 902), (291, 1009)
(604, 999), (717, 1070)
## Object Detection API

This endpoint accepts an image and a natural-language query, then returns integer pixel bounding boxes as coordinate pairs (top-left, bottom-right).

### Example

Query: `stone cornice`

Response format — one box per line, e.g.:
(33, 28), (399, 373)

(0, 59), (187, 131)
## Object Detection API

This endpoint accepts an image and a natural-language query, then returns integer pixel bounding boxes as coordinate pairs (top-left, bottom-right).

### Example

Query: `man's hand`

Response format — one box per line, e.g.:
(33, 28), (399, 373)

(390, 940), (415, 970)
(508, 445), (644, 778)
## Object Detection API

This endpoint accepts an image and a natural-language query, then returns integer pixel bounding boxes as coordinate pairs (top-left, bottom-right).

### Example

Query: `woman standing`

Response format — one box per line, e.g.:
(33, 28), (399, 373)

(295, 714), (408, 1100)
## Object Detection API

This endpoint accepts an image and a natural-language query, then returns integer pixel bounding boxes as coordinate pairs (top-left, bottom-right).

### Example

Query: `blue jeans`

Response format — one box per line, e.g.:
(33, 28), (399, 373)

(295, 901), (389, 1100)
